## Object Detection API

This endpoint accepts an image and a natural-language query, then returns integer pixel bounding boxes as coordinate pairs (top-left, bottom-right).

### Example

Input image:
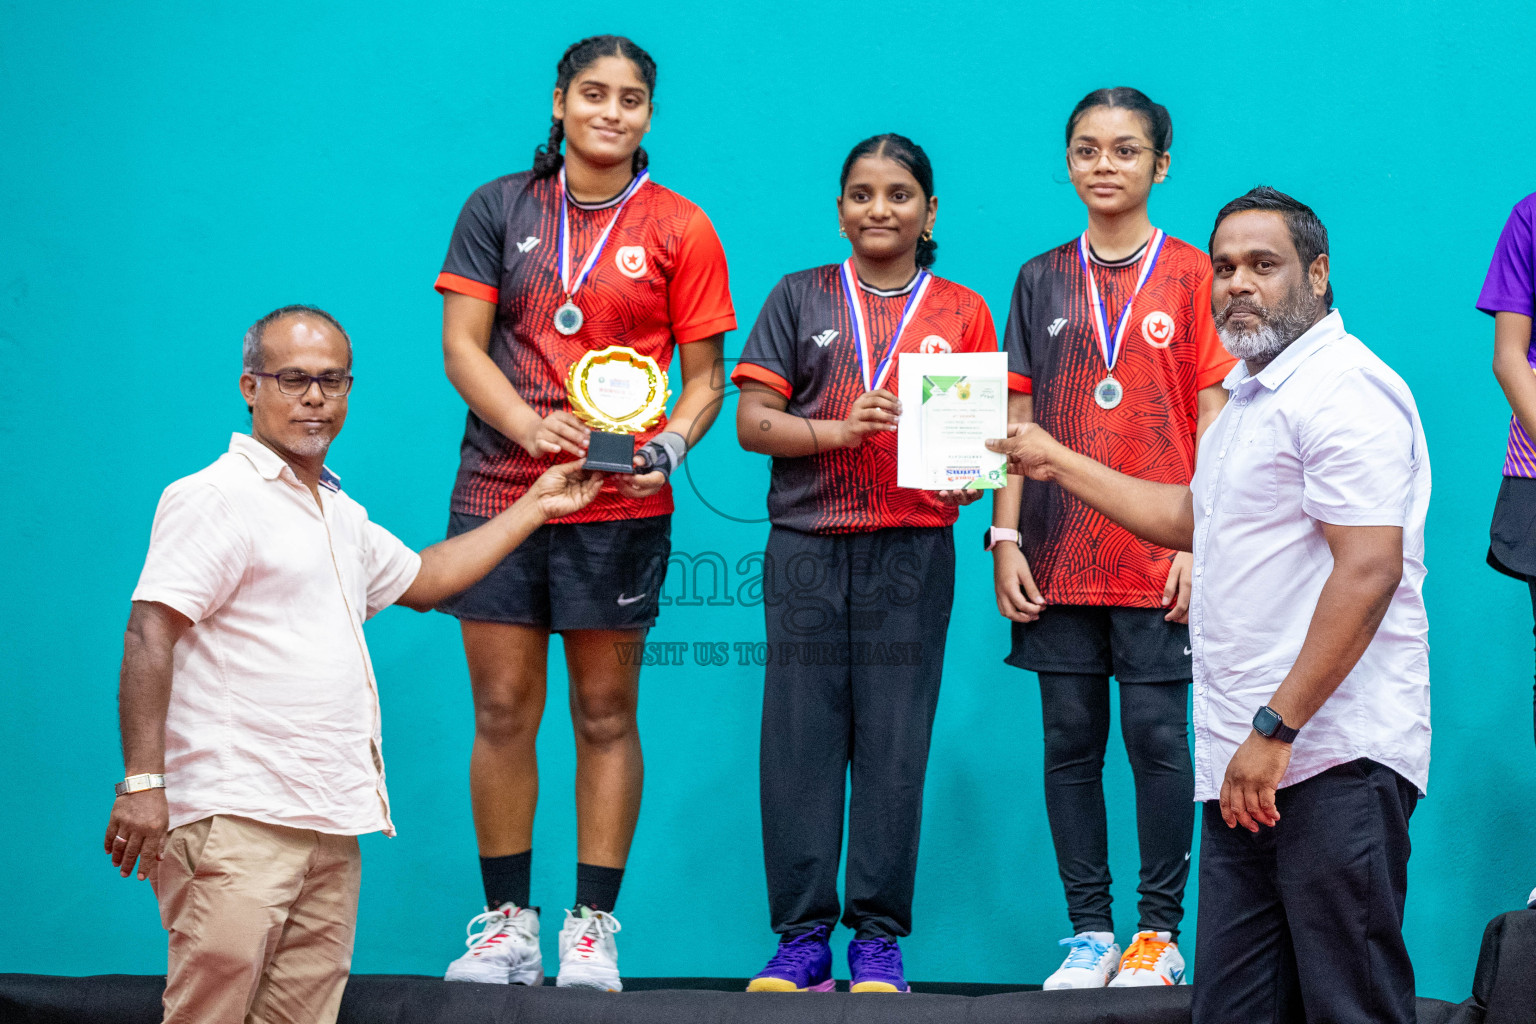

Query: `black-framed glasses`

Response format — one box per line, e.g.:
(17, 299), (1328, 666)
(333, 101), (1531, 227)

(250, 370), (354, 398)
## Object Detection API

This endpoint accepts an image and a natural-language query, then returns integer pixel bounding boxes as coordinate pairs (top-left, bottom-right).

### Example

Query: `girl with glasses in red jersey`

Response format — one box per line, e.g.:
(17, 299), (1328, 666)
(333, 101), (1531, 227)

(989, 88), (1234, 990)
(732, 134), (1000, 995)
(433, 35), (735, 992)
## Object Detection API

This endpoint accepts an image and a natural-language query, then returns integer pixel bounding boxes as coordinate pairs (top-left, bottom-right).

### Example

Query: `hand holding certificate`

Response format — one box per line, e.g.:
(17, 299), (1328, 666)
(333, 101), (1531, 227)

(896, 352), (1009, 491)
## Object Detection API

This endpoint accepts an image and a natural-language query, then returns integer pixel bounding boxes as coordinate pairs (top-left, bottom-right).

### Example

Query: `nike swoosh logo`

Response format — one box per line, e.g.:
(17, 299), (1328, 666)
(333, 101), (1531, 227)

(1183, 646), (1193, 656)
(616, 593), (647, 606)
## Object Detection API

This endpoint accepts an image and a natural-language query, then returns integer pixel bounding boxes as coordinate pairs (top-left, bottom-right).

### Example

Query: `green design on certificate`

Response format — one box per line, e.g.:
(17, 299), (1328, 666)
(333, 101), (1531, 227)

(896, 352), (1009, 491)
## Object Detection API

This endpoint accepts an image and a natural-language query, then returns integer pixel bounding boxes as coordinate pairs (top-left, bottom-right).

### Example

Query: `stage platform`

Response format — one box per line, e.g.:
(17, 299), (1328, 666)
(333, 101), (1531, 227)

(12, 910), (1536, 1024)
(0, 973), (1473, 1024)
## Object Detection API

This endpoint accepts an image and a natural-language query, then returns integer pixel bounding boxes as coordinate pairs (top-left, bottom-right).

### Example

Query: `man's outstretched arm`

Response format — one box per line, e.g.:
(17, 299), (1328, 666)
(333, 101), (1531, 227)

(986, 424), (1196, 551)
(395, 461), (604, 611)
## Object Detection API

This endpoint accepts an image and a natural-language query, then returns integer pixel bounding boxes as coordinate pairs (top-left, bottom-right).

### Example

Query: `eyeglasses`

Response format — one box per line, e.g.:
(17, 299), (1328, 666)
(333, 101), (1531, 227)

(250, 370), (354, 398)
(1067, 143), (1159, 171)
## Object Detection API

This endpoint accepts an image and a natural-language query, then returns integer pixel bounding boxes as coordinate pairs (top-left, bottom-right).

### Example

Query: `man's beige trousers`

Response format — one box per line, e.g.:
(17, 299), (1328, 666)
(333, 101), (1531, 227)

(153, 815), (361, 1024)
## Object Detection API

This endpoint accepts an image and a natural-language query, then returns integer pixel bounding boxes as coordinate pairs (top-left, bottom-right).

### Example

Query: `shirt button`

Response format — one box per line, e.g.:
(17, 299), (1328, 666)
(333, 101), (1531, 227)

(1219, 449), (1227, 458)
(1195, 567), (1202, 576)
(1204, 505), (1213, 516)
(1193, 627), (1201, 635)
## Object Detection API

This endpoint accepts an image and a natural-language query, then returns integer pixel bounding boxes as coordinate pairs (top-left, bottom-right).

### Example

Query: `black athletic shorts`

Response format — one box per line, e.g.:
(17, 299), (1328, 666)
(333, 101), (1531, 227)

(437, 512), (670, 632)
(1489, 475), (1536, 580)
(1006, 604), (1192, 683)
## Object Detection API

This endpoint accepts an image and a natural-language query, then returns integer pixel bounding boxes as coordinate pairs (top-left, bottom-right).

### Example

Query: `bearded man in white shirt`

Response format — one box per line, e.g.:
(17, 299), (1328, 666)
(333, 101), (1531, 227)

(988, 187), (1430, 1024)
(102, 305), (604, 1024)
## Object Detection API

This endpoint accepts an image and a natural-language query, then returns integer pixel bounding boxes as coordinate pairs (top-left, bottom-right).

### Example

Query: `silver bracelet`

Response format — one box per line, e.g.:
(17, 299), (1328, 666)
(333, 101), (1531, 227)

(115, 773), (166, 797)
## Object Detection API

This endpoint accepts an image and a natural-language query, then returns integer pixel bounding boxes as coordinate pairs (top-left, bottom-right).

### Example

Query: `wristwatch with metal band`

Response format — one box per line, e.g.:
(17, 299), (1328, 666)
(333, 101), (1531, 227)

(114, 773), (166, 797)
(1251, 706), (1300, 743)
(983, 527), (1021, 552)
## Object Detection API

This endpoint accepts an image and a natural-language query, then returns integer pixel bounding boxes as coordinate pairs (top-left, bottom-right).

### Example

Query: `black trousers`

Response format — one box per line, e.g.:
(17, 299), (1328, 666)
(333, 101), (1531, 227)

(1039, 672), (1193, 938)
(1191, 758), (1418, 1024)
(759, 525), (954, 939)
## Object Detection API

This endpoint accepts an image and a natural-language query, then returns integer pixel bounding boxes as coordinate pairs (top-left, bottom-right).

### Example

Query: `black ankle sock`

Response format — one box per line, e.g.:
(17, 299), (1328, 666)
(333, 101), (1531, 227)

(575, 862), (625, 914)
(480, 850), (531, 909)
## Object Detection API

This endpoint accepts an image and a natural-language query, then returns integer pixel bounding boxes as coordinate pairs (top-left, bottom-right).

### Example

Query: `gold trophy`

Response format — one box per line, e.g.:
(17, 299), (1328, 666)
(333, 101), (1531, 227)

(566, 346), (671, 474)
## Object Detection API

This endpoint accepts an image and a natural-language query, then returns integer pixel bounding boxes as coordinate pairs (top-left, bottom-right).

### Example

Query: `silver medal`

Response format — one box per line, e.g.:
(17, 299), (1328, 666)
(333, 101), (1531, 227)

(1094, 376), (1123, 410)
(554, 301), (584, 336)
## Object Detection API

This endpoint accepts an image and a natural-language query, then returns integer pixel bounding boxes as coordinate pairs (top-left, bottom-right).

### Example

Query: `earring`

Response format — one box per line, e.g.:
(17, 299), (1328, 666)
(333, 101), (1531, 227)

(839, 226), (848, 238)
(921, 229), (933, 242)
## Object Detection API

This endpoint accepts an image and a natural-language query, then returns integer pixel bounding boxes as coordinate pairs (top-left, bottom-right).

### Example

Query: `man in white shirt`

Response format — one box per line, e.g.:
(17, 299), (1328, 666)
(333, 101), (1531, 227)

(988, 187), (1430, 1024)
(102, 305), (604, 1024)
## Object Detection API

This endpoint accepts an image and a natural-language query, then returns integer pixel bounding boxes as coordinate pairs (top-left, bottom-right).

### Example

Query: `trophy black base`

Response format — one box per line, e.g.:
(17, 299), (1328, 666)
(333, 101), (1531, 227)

(583, 430), (637, 473)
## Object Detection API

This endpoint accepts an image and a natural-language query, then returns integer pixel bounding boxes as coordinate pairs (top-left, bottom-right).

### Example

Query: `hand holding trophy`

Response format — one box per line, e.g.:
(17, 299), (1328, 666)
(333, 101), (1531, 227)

(566, 346), (672, 474)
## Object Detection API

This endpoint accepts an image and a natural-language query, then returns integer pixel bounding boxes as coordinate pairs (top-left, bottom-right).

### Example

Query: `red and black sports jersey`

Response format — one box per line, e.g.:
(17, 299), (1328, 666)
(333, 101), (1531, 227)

(436, 171), (736, 523)
(1006, 233), (1235, 606)
(732, 265), (998, 533)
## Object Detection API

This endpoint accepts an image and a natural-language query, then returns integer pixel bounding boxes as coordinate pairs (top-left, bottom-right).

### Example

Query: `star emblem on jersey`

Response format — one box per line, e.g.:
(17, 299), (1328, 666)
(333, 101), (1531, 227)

(812, 329), (838, 348)
(1048, 317), (1069, 337)
(516, 236), (540, 253)
(615, 245), (647, 279)
(1142, 310), (1175, 348)
(919, 335), (952, 354)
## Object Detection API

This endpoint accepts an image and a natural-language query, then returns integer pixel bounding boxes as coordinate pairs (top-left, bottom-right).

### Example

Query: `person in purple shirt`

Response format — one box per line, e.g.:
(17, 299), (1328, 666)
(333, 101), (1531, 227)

(1480, 192), (1536, 911)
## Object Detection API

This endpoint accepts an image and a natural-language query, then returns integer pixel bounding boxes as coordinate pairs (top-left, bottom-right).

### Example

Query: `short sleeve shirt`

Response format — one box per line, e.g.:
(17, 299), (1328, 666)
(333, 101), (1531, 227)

(131, 434), (421, 836)
(1004, 234), (1235, 605)
(1476, 192), (1536, 477)
(1188, 312), (1431, 800)
(731, 266), (998, 532)
(436, 171), (736, 521)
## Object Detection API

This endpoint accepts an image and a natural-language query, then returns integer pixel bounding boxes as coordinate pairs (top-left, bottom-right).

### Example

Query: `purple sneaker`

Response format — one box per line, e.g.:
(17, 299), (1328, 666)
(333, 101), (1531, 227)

(848, 936), (910, 993)
(746, 926), (835, 992)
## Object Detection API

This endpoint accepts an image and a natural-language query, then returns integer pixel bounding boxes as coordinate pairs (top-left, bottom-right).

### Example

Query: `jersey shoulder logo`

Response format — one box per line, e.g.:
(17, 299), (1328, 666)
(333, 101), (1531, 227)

(615, 245), (647, 279)
(1141, 310), (1175, 348)
(919, 335), (952, 354)
(1048, 317), (1069, 337)
(516, 236), (539, 253)
(811, 329), (838, 348)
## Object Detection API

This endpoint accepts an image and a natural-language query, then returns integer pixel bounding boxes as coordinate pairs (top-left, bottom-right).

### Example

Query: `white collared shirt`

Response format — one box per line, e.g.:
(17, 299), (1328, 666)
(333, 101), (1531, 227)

(132, 434), (421, 835)
(1188, 311), (1431, 801)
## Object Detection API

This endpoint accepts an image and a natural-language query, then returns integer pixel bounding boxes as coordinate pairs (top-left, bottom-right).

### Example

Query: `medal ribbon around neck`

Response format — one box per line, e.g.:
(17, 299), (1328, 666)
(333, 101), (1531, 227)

(1076, 227), (1167, 375)
(837, 259), (933, 393)
(557, 166), (651, 301)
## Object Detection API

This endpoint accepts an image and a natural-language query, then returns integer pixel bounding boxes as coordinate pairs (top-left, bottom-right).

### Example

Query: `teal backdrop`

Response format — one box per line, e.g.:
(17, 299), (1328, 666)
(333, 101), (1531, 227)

(3, 0), (1535, 999)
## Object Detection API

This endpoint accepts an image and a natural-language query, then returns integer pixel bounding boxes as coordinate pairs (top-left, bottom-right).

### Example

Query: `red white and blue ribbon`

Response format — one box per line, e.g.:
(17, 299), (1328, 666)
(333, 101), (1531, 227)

(838, 259), (933, 393)
(557, 167), (650, 299)
(1076, 227), (1166, 374)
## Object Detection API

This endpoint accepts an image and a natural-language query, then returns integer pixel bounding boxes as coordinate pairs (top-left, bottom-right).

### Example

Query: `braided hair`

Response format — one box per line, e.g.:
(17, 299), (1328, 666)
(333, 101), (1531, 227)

(532, 35), (657, 180)
(839, 133), (939, 268)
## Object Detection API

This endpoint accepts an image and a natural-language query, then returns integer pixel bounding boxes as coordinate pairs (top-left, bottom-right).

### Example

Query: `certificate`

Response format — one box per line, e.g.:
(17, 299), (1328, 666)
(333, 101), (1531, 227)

(896, 352), (1009, 491)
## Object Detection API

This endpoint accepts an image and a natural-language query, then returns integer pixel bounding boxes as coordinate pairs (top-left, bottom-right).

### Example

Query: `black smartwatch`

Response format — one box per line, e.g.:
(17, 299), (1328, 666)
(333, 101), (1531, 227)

(1251, 706), (1300, 743)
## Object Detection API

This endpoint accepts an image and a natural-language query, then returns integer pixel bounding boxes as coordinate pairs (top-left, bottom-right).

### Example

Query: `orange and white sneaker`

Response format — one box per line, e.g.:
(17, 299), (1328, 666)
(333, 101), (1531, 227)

(1107, 931), (1185, 987)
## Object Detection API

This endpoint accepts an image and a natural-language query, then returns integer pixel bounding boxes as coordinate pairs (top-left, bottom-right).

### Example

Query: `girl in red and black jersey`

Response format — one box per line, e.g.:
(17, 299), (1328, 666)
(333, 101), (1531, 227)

(732, 134), (997, 994)
(434, 36), (734, 991)
(990, 88), (1234, 989)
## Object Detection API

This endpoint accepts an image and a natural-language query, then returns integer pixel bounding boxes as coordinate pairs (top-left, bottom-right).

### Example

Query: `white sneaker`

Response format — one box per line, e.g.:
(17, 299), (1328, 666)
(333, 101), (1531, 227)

(1043, 932), (1120, 990)
(1107, 930), (1185, 987)
(444, 903), (543, 985)
(555, 906), (623, 991)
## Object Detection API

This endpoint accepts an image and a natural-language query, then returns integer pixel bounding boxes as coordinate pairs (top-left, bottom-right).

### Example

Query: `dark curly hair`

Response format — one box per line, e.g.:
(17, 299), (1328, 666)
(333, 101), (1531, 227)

(532, 35), (657, 180)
